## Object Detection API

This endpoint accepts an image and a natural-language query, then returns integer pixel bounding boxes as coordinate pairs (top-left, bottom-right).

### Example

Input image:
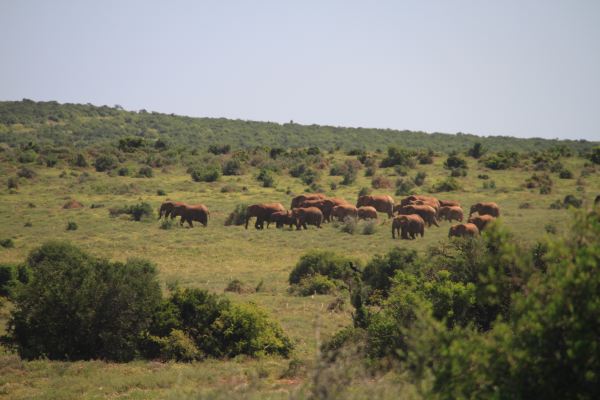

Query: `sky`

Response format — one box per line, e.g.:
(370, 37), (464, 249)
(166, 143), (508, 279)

(1, 0), (599, 141)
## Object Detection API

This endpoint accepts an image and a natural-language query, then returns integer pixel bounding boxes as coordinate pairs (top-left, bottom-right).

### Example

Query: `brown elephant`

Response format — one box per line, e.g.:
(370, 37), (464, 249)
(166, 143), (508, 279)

(172, 204), (209, 227)
(439, 199), (461, 208)
(468, 215), (495, 231)
(267, 210), (296, 229)
(469, 202), (500, 217)
(290, 193), (326, 209)
(356, 195), (394, 218)
(158, 200), (186, 219)
(397, 204), (439, 227)
(392, 214), (425, 239)
(449, 223), (479, 238)
(357, 206), (378, 220)
(400, 195), (440, 211)
(300, 198), (336, 222)
(332, 204), (358, 221)
(438, 206), (464, 222)
(292, 207), (323, 230)
(245, 203), (286, 229)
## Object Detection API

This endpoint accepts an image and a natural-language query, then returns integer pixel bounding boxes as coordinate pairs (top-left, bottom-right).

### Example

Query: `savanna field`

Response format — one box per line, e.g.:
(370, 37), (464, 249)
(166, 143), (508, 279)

(0, 101), (599, 399)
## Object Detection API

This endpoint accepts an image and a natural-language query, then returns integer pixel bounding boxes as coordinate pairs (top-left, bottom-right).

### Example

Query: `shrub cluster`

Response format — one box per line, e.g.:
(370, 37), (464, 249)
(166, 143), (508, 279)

(288, 251), (360, 296)
(4, 242), (293, 362)
(109, 202), (153, 221)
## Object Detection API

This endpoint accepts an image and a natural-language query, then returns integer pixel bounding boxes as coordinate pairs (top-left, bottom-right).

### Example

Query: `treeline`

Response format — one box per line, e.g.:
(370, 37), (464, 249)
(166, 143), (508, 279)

(294, 211), (600, 399)
(0, 99), (597, 153)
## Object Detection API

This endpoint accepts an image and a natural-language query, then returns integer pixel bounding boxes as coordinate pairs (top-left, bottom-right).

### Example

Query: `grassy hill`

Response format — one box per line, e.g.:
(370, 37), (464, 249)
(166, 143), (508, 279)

(0, 99), (597, 152)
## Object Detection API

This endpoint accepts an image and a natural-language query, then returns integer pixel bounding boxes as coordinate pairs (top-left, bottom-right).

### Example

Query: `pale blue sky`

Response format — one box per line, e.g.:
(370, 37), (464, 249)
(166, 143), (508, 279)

(1, 0), (599, 140)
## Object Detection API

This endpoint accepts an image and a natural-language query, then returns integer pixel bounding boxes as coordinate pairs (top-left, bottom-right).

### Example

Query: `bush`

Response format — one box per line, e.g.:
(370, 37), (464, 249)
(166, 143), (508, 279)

(563, 194), (582, 208)
(208, 144), (231, 155)
(380, 146), (415, 168)
(66, 221), (78, 231)
(6, 242), (162, 361)
(289, 251), (359, 287)
(222, 158), (243, 176)
(148, 329), (202, 362)
(358, 187), (372, 198)
(148, 288), (292, 358)
(0, 238), (14, 248)
(294, 274), (337, 296)
(109, 202), (153, 221)
(432, 178), (460, 192)
(482, 180), (496, 189)
(159, 219), (174, 230)
(45, 156), (58, 167)
(18, 150), (37, 163)
(450, 168), (467, 177)
(361, 220), (377, 235)
(190, 165), (221, 182)
(444, 153), (467, 170)
(362, 247), (420, 297)
(94, 155), (117, 172)
(484, 151), (519, 170)
(371, 175), (392, 189)
(17, 167), (36, 179)
(118, 167), (130, 176)
(477, 174), (489, 180)
(559, 169), (573, 179)
(467, 142), (486, 159)
(417, 150), (434, 164)
(7, 177), (18, 190)
(156, 189), (166, 196)
(225, 279), (245, 294)
(256, 168), (275, 187)
(137, 166), (153, 178)
(224, 204), (248, 226)
(0, 263), (16, 296)
(340, 216), (358, 235)
(588, 146), (600, 164)
(413, 172), (426, 186)
(73, 153), (88, 167)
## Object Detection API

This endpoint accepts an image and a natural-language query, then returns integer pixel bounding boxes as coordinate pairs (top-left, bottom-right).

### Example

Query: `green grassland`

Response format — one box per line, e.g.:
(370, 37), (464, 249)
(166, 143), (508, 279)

(1, 147), (598, 398)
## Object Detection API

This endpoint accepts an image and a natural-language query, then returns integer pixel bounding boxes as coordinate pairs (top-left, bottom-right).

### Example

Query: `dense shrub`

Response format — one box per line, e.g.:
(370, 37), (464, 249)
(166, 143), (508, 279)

(467, 142), (486, 159)
(559, 169), (573, 179)
(224, 203), (249, 226)
(18, 150), (37, 163)
(0, 238), (14, 248)
(66, 221), (78, 231)
(417, 150), (434, 164)
(380, 146), (415, 168)
(190, 165), (221, 182)
(156, 189), (166, 196)
(73, 153), (88, 167)
(294, 274), (337, 296)
(118, 137), (145, 152)
(257, 168), (276, 187)
(358, 187), (372, 197)
(413, 171), (426, 186)
(588, 146), (600, 164)
(395, 178), (415, 196)
(222, 158), (243, 176)
(432, 178), (460, 192)
(94, 155), (117, 172)
(109, 202), (153, 221)
(361, 220), (377, 235)
(224, 279), (245, 293)
(0, 263), (16, 296)
(117, 166), (130, 176)
(17, 167), (36, 179)
(137, 166), (153, 178)
(483, 151), (519, 170)
(444, 152), (467, 170)
(7, 176), (19, 189)
(339, 216), (358, 234)
(362, 247), (421, 298)
(289, 251), (359, 287)
(208, 144), (231, 155)
(7, 242), (162, 361)
(371, 175), (392, 189)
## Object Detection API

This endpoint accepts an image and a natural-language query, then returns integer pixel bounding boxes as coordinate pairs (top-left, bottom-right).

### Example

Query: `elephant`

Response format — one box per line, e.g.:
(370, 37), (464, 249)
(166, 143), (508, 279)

(300, 198), (336, 222)
(392, 214), (425, 239)
(291, 193), (326, 209)
(469, 202), (500, 217)
(400, 195), (440, 212)
(357, 206), (378, 220)
(449, 223), (479, 238)
(172, 204), (209, 227)
(245, 203), (286, 229)
(158, 200), (186, 219)
(438, 206), (464, 222)
(332, 204), (358, 221)
(356, 195), (394, 218)
(267, 210), (295, 229)
(396, 204), (439, 227)
(439, 199), (461, 208)
(468, 215), (495, 231)
(292, 207), (323, 230)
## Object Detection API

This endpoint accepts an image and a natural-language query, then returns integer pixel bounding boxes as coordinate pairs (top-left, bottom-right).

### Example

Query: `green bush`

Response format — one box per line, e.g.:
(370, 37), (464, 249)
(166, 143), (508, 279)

(340, 216), (358, 235)
(190, 165), (221, 182)
(467, 142), (486, 159)
(156, 189), (166, 196)
(94, 155), (117, 172)
(294, 274), (337, 296)
(137, 166), (153, 178)
(413, 171), (427, 186)
(380, 146), (415, 168)
(66, 221), (78, 231)
(224, 203), (248, 226)
(361, 220), (377, 235)
(7, 176), (19, 190)
(18, 150), (37, 163)
(588, 146), (600, 164)
(362, 247), (420, 297)
(559, 169), (573, 179)
(109, 202), (153, 221)
(118, 167), (130, 176)
(257, 168), (275, 187)
(17, 167), (36, 179)
(222, 158), (243, 175)
(0, 238), (14, 248)
(73, 153), (88, 167)
(159, 219), (174, 230)
(483, 150), (519, 170)
(289, 251), (359, 287)
(432, 178), (460, 192)
(395, 178), (415, 195)
(0, 263), (16, 296)
(225, 279), (245, 293)
(444, 152), (467, 170)
(6, 242), (162, 361)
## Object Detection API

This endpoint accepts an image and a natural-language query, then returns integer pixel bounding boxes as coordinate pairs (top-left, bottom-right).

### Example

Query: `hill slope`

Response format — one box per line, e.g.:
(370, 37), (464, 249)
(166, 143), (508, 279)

(0, 99), (596, 152)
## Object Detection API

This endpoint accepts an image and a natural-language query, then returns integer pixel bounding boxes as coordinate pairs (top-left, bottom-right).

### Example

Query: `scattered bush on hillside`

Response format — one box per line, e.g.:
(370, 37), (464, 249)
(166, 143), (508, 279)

(0, 238), (15, 248)
(66, 221), (78, 231)
(358, 187), (372, 197)
(371, 175), (392, 189)
(190, 165), (221, 182)
(361, 220), (377, 235)
(380, 146), (415, 168)
(467, 142), (486, 159)
(94, 155), (117, 172)
(413, 172), (427, 186)
(224, 279), (245, 294)
(117, 166), (130, 176)
(483, 150), (519, 170)
(444, 152), (467, 170)
(224, 204), (249, 226)
(17, 167), (36, 179)
(559, 169), (573, 179)
(137, 166), (153, 178)
(18, 150), (37, 164)
(550, 194), (582, 210)
(222, 158), (244, 176)
(588, 146), (600, 164)
(395, 178), (415, 196)
(339, 216), (358, 235)
(0, 263), (17, 296)
(257, 168), (276, 187)
(432, 178), (460, 192)
(417, 149), (434, 164)
(109, 202), (152, 221)
(7, 177), (19, 190)
(208, 144), (231, 155)
(156, 189), (166, 196)
(289, 251), (360, 290)
(292, 274), (337, 296)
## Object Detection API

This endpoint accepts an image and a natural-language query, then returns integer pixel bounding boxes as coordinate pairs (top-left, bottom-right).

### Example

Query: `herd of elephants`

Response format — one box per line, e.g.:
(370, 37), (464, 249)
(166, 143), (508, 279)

(157, 194), (501, 240)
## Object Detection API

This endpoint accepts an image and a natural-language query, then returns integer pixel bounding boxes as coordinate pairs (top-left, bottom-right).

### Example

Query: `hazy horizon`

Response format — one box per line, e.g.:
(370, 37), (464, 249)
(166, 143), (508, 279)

(1, 1), (599, 141)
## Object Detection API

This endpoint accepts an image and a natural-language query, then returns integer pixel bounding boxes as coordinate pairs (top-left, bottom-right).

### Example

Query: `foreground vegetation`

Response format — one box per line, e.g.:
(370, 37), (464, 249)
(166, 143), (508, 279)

(0, 100), (599, 398)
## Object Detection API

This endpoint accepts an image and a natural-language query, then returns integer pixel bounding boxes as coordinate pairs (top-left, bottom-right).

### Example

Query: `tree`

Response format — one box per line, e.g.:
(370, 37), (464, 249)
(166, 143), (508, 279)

(467, 142), (486, 159)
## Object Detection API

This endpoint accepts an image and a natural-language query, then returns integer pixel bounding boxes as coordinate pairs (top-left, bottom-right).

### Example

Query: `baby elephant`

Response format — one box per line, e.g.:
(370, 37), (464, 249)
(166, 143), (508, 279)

(438, 206), (464, 222)
(448, 223), (479, 238)
(268, 211), (295, 229)
(292, 207), (324, 230)
(357, 206), (378, 220)
(392, 214), (425, 239)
